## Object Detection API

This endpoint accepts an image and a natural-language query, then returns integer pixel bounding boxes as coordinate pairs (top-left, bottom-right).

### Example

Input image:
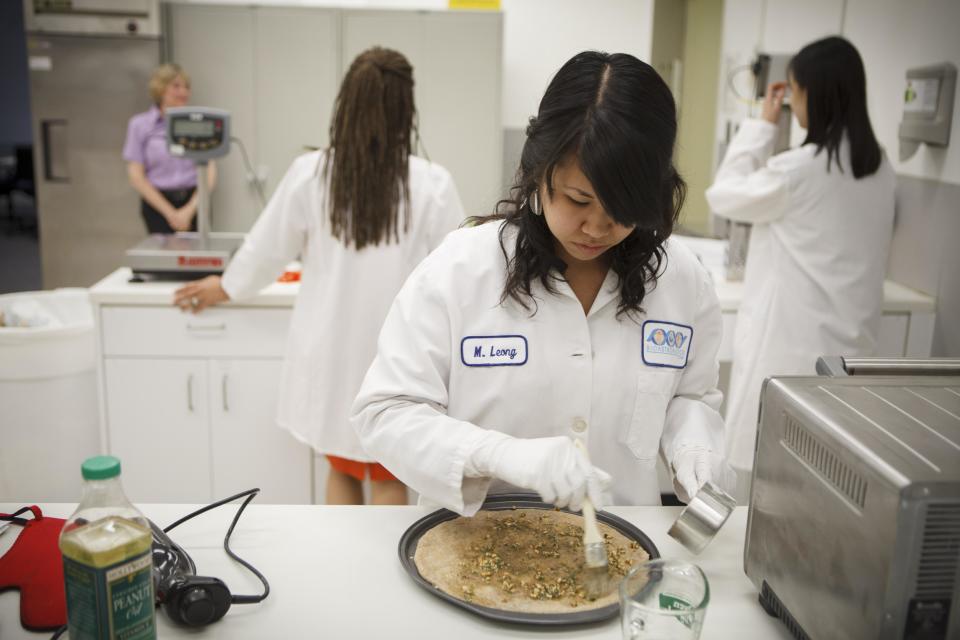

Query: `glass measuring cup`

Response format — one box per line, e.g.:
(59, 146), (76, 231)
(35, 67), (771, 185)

(619, 559), (709, 640)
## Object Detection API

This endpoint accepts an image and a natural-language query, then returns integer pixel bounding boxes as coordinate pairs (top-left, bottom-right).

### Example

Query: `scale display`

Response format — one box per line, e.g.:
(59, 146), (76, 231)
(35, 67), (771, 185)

(173, 119), (216, 136)
(165, 107), (230, 161)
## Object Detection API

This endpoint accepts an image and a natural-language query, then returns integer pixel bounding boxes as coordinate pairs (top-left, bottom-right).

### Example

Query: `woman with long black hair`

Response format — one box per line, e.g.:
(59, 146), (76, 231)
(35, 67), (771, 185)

(174, 47), (465, 504)
(706, 36), (895, 483)
(352, 51), (734, 514)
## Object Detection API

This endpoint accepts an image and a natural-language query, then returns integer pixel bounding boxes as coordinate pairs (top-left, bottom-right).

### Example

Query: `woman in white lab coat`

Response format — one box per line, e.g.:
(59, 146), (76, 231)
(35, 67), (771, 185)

(173, 48), (465, 504)
(706, 37), (895, 477)
(352, 51), (734, 516)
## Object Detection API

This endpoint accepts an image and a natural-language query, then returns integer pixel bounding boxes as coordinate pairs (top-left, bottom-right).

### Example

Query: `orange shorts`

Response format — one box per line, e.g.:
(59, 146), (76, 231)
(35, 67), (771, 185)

(327, 455), (398, 482)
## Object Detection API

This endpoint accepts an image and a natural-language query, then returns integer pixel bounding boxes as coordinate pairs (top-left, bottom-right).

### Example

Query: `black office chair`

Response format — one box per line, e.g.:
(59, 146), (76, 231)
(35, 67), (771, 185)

(0, 151), (15, 224)
(5, 146), (37, 232)
(13, 146), (35, 200)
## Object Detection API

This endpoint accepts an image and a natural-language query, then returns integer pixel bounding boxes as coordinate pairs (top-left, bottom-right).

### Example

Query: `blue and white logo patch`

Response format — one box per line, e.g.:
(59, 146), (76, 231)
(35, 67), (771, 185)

(461, 335), (528, 367)
(642, 320), (692, 369)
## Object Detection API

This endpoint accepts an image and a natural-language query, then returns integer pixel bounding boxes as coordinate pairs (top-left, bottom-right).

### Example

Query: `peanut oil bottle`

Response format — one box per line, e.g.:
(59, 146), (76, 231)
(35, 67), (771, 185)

(59, 456), (157, 639)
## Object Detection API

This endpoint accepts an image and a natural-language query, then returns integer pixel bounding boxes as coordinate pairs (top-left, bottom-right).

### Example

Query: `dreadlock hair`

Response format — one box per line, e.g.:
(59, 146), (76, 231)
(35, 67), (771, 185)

(788, 36), (882, 179)
(473, 51), (685, 319)
(323, 47), (416, 249)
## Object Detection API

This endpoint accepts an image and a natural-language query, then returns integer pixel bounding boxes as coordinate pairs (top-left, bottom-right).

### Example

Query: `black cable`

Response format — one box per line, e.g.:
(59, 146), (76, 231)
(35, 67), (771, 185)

(230, 135), (268, 208)
(163, 488), (269, 604)
(0, 506), (33, 526)
(49, 490), (268, 638)
(222, 490), (270, 604)
(162, 488), (255, 533)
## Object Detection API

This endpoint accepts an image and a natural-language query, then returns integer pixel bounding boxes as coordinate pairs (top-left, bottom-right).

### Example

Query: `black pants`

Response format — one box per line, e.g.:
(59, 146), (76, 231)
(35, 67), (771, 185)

(140, 187), (197, 234)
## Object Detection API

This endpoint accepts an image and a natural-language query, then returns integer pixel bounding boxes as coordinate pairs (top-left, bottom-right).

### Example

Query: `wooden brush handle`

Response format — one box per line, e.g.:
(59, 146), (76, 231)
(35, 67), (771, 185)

(574, 439), (604, 545)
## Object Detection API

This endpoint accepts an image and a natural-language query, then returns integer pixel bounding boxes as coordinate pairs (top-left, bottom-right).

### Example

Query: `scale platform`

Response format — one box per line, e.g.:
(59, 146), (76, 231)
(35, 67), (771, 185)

(126, 232), (244, 281)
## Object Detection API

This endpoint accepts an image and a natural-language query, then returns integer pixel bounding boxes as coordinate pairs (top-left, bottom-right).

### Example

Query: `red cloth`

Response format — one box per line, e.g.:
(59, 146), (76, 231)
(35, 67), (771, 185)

(0, 506), (67, 631)
(327, 455), (399, 482)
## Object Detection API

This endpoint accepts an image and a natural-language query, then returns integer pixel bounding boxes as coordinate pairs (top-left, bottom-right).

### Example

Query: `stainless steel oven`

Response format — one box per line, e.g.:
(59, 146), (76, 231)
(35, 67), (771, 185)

(744, 358), (960, 639)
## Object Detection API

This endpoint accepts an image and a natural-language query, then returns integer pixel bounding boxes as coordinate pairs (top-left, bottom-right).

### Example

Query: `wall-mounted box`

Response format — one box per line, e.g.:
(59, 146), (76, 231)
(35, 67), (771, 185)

(899, 63), (956, 161)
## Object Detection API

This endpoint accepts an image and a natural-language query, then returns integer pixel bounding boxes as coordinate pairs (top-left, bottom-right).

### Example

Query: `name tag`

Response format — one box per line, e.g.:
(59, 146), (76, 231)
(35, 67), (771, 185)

(642, 320), (692, 369)
(461, 335), (528, 367)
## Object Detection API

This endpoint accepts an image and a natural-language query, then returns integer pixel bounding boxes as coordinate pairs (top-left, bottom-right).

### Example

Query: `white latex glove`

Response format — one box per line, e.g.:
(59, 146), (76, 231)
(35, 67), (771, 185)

(671, 446), (713, 504)
(467, 433), (612, 511)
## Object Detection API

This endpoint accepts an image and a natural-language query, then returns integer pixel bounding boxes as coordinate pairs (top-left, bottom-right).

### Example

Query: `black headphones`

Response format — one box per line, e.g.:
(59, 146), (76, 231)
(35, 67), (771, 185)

(150, 519), (233, 626)
(50, 490), (268, 638)
(147, 488), (269, 627)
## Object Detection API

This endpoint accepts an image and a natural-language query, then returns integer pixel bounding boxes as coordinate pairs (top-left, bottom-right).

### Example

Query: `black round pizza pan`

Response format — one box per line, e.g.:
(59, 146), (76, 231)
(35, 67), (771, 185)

(398, 493), (661, 626)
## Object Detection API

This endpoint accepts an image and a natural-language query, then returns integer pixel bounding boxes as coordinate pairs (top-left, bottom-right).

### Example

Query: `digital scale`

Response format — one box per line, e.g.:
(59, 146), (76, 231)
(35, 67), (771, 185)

(125, 107), (244, 280)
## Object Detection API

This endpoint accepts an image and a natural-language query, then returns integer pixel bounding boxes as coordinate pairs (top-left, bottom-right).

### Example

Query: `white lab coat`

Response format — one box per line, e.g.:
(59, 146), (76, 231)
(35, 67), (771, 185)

(222, 151), (465, 459)
(351, 221), (728, 515)
(706, 119), (895, 471)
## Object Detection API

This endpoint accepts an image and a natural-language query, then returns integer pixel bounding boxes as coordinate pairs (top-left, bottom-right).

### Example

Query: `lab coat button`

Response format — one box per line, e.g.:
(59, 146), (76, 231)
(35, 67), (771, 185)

(572, 418), (587, 433)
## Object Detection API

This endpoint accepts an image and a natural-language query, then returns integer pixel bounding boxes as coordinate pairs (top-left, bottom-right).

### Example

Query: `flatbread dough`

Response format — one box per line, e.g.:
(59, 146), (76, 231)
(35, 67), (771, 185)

(414, 508), (649, 614)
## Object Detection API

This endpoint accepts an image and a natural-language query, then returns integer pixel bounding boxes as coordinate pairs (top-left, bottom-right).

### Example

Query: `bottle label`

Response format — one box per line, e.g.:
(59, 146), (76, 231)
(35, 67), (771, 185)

(63, 551), (156, 640)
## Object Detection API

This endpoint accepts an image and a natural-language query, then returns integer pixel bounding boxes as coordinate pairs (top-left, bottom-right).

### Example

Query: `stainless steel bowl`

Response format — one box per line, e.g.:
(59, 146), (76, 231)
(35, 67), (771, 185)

(668, 482), (737, 554)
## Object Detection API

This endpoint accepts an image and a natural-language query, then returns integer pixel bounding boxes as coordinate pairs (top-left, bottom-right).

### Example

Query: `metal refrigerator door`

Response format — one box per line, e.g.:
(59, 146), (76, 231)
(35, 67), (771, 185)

(27, 34), (160, 288)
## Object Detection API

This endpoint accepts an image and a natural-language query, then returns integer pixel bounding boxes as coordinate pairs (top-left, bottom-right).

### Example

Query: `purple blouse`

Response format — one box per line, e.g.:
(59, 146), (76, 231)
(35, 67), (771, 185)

(122, 106), (197, 190)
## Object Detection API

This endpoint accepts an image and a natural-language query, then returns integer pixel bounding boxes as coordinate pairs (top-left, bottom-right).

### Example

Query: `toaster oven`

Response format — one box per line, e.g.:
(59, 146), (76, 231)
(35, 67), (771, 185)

(744, 358), (960, 639)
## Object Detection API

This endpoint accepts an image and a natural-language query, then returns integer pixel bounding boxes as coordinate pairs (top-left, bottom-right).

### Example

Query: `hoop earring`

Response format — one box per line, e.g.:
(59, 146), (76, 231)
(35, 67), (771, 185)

(529, 190), (542, 216)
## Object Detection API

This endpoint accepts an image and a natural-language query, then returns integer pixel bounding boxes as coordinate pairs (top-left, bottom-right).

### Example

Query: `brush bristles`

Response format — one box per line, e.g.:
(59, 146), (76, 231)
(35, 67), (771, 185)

(584, 541), (608, 568)
(583, 565), (608, 598)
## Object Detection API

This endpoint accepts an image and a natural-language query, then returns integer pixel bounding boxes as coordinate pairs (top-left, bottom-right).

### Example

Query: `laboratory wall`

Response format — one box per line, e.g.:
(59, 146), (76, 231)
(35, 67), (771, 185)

(714, 0), (960, 356)
(848, 0), (960, 357)
(888, 177), (960, 356)
(674, 0), (723, 234)
(0, 0), (32, 147)
(499, 0), (654, 130)
(498, 0), (654, 194)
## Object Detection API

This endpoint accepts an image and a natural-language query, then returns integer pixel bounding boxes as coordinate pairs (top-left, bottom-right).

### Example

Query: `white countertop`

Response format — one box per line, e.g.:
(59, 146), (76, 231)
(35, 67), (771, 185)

(88, 268), (299, 307)
(0, 504), (791, 639)
(89, 235), (936, 313)
(671, 235), (935, 313)
(709, 267), (935, 313)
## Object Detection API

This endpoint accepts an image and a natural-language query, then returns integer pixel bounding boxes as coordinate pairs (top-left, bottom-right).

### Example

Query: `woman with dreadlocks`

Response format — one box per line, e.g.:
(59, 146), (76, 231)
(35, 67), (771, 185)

(352, 51), (734, 516)
(174, 47), (465, 504)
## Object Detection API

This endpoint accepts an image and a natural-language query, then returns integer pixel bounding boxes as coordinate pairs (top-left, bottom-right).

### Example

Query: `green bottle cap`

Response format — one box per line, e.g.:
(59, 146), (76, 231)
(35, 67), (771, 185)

(81, 456), (121, 480)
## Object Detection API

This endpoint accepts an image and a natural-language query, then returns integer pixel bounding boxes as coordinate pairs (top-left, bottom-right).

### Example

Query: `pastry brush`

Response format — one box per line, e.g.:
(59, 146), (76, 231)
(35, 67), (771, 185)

(574, 438), (608, 599)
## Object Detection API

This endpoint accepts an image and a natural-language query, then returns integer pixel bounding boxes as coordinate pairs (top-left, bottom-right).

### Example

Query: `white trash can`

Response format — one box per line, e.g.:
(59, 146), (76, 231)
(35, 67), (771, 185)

(0, 289), (100, 502)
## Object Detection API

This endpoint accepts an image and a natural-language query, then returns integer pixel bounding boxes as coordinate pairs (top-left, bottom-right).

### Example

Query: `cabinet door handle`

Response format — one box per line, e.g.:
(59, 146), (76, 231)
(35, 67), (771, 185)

(186, 322), (226, 332)
(187, 373), (194, 412)
(222, 373), (229, 412)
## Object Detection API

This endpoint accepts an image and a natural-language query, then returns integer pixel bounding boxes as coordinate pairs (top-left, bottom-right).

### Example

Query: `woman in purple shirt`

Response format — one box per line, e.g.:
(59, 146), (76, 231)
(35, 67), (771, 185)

(122, 64), (217, 234)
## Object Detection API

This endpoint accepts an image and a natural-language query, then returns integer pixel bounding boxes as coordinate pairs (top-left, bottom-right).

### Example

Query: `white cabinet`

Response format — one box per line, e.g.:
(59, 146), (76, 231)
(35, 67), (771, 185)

(210, 358), (310, 503)
(167, 4), (502, 232)
(341, 9), (503, 220)
(254, 8), (339, 199)
(105, 358), (211, 503)
(97, 303), (312, 504)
